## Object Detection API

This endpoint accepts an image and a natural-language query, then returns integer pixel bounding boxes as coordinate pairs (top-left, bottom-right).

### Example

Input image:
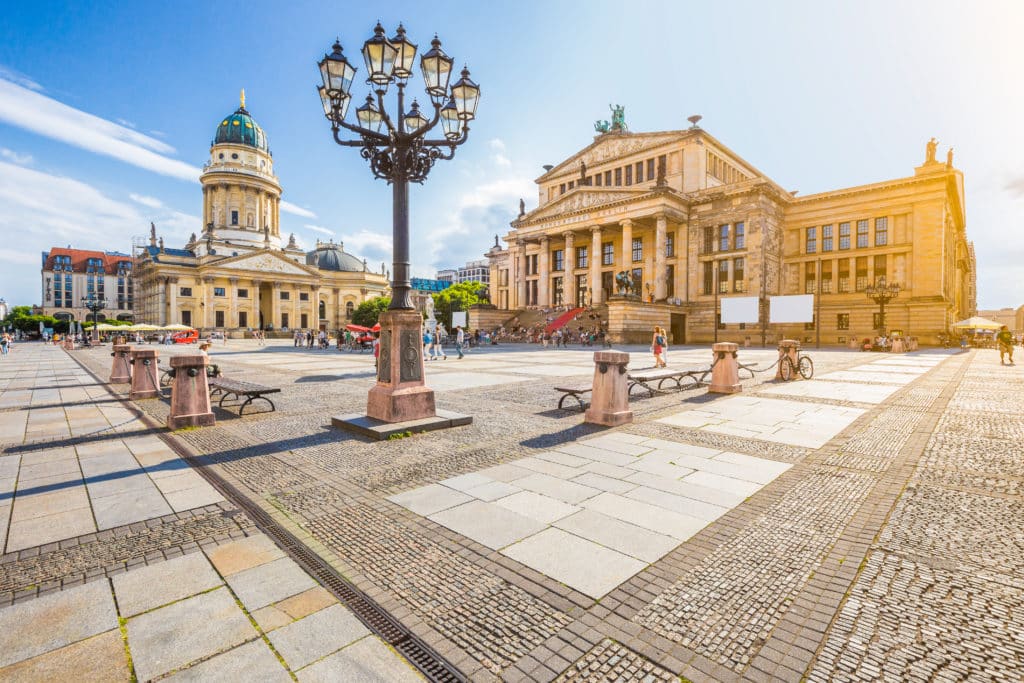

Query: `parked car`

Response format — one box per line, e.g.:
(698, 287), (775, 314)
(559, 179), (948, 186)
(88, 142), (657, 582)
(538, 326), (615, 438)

(172, 329), (199, 344)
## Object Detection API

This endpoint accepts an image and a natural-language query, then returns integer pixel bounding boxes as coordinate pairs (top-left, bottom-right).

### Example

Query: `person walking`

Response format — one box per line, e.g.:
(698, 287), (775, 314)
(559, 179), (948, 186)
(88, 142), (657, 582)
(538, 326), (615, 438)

(423, 328), (434, 360)
(997, 325), (1015, 365)
(658, 326), (669, 365)
(432, 326), (447, 360)
(651, 326), (666, 368)
(455, 325), (465, 359)
(960, 333), (968, 353)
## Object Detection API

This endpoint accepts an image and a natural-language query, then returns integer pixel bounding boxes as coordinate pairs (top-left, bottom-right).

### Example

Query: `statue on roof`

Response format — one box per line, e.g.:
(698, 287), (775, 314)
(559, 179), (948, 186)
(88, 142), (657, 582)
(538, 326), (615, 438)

(518, 198), (525, 217)
(579, 160), (587, 184)
(925, 137), (938, 164)
(189, 232), (197, 244)
(149, 222), (157, 246)
(610, 104), (626, 131)
(946, 147), (954, 167)
(494, 234), (500, 248)
(287, 233), (297, 249)
(158, 237), (165, 253)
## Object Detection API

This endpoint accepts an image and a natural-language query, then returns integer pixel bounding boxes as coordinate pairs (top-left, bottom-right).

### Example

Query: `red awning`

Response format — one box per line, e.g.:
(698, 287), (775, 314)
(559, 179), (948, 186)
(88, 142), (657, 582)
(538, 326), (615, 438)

(345, 324), (370, 332)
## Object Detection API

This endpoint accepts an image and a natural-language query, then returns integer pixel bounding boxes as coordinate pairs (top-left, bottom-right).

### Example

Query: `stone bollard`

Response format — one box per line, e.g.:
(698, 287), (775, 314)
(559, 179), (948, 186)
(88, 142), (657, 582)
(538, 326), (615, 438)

(167, 354), (215, 430)
(584, 350), (633, 426)
(776, 339), (801, 380)
(708, 342), (742, 394)
(129, 348), (160, 400)
(109, 344), (133, 383)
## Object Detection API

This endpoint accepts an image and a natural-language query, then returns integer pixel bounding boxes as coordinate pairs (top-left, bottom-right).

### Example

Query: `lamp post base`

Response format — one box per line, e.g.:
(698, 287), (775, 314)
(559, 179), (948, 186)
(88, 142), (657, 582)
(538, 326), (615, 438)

(365, 309), (436, 422)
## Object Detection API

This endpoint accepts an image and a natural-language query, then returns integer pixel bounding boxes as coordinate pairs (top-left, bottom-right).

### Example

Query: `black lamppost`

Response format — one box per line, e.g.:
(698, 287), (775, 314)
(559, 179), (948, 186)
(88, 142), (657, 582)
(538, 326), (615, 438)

(865, 276), (900, 337)
(317, 24), (480, 424)
(81, 297), (108, 341)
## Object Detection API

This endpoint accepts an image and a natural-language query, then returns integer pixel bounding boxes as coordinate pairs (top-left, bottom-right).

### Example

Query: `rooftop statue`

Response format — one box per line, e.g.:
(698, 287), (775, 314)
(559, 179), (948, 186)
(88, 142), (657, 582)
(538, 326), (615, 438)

(925, 137), (938, 164)
(594, 104), (627, 134)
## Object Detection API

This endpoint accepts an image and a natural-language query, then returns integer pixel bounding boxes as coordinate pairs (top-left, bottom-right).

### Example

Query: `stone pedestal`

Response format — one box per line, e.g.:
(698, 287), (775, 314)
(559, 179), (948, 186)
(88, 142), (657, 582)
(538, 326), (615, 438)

(776, 339), (801, 380)
(585, 350), (633, 426)
(109, 344), (133, 383)
(366, 309), (436, 422)
(129, 348), (160, 400)
(167, 354), (215, 430)
(708, 342), (742, 394)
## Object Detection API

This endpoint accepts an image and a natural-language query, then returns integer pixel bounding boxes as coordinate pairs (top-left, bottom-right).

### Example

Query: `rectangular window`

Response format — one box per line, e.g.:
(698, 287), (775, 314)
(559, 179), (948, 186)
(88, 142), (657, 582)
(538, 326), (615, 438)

(179, 287), (192, 297)
(604, 170), (612, 186)
(703, 226), (715, 254)
(181, 310), (191, 326)
(718, 260), (729, 294)
(666, 264), (675, 298)
(577, 274), (589, 303)
(734, 222), (745, 250)
(805, 263), (816, 294)
(857, 219), (869, 248)
(237, 288), (248, 298)
(231, 210), (239, 225)
(568, 180), (575, 190)
(874, 254), (887, 283)
(703, 262), (714, 295)
(855, 256), (868, 291)
(635, 161), (643, 183)
(822, 224), (833, 252)
(646, 158), (655, 181)
(238, 311), (247, 328)
(299, 292), (310, 301)
(301, 313), (308, 328)
(625, 165), (632, 185)
(215, 310), (225, 327)
(552, 276), (563, 306)
(666, 232), (674, 258)
(821, 261), (833, 293)
(281, 313), (289, 328)
(553, 249), (564, 271)
(733, 258), (745, 292)
(576, 246), (588, 269)
(559, 183), (566, 195)
(280, 291), (290, 300)
(837, 313), (850, 330)
(602, 242), (614, 266)
(632, 237), (643, 262)
(614, 168), (622, 185)
(595, 173), (602, 187)
(875, 217), (888, 246)
(719, 224), (730, 251)
(839, 260), (850, 293)
(839, 222), (851, 250)
(213, 287), (226, 297)
(806, 226), (817, 254)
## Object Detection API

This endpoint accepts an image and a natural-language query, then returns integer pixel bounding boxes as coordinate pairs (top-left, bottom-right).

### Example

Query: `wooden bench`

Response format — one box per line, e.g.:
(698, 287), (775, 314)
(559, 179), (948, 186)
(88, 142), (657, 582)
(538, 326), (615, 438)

(627, 366), (710, 397)
(553, 384), (592, 411)
(208, 377), (279, 415)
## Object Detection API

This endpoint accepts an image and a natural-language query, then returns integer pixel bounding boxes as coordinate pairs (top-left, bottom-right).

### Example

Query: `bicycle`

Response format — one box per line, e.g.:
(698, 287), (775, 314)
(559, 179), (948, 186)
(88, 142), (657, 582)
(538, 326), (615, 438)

(778, 351), (814, 381)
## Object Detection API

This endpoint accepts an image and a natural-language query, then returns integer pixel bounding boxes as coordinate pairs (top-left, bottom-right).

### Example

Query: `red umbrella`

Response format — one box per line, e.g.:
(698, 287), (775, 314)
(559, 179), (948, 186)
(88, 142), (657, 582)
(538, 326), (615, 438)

(371, 322), (381, 332)
(345, 324), (370, 332)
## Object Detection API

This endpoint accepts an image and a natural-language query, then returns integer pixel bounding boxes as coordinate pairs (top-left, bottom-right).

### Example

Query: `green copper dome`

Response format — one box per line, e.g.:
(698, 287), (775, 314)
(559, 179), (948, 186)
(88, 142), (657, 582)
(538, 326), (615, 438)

(213, 106), (269, 152)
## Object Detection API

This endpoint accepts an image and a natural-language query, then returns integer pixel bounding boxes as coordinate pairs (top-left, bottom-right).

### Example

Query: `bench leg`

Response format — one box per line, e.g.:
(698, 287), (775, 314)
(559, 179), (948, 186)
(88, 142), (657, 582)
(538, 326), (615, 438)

(239, 395), (275, 416)
(219, 391), (238, 408)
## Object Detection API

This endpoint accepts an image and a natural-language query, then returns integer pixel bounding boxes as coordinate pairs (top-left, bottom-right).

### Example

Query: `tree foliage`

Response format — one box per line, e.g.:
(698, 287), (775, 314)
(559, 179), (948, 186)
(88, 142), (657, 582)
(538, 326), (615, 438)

(351, 296), (391, 327)
(432, 281), (488, 329)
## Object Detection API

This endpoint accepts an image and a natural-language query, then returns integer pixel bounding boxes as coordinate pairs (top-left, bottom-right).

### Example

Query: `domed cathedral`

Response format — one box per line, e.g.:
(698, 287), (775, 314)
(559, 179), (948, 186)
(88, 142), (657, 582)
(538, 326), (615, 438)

(134, 91), (389, 336)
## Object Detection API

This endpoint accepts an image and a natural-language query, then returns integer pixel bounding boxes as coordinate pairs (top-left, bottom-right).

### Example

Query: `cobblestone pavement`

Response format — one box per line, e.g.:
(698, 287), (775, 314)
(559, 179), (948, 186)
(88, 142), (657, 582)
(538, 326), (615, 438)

(0, 343), (424, 681)
(55, 339), (1024, 681)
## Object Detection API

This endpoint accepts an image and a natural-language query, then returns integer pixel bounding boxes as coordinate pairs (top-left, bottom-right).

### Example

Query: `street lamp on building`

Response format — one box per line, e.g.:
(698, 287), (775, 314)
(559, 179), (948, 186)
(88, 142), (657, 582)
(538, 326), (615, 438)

(865, 276), (900, 337)
(317, 24), (480, 424)
(81, 297), (108, 341)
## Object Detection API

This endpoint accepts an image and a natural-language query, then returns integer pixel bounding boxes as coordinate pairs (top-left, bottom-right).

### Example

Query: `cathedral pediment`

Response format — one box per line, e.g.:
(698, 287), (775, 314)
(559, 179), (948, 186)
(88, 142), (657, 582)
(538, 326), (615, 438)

(540, 132), (688, 180)
(213, 250), (317, 276)
(524, 189), (643, 222)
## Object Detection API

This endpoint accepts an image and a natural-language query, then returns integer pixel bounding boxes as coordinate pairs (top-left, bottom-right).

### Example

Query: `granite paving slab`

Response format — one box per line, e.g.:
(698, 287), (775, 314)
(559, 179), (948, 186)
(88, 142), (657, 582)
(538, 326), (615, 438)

(582, 492), (708, 540)
(296, 636), (424, 683)
(494, 490), (581, 524)
(502, 527), (646, 599)
(386, 483), (474, 516)
(205, 533), (286, 576)
(0, 629), (128, 682)
(553, 509), (680, 563)
(164, 638), (292, 682)
(428, 499), (547, 550)
(225, 556), (318, 611)
(127, 587), (256, 682)
(90, 486), (173, 530)
(112, 551), (223, 616)
(267, 603), (370, 670)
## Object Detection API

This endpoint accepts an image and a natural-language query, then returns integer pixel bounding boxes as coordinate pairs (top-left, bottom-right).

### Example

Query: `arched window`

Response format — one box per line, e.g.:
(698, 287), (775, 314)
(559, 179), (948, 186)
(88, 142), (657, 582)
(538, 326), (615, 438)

(319, 300), (326, 319)
(345, 301), (354, 319)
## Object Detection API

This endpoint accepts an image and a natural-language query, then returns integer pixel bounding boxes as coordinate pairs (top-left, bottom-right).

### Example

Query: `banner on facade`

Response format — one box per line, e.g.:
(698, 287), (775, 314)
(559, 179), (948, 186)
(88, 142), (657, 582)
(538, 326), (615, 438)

(769, 294), (815, 323)
(451, 311), (467, 328)
(720, 296), (760, 323)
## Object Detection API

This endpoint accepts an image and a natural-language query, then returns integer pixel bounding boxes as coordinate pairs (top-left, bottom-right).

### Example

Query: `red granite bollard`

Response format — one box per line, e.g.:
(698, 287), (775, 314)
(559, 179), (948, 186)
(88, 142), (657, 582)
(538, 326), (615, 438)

(585, 350), (633, 426)
(775, 339), (801, 380)
(708, 342), (742, 394)
(129, 348), (160, 400)
(167, 354), (215, 430)
(109, 344), (133, 383)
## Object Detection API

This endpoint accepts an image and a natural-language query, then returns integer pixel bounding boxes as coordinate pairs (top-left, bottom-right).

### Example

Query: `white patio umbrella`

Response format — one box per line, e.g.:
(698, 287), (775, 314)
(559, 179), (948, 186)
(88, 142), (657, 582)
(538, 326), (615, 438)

(951, 316), (1003, 330)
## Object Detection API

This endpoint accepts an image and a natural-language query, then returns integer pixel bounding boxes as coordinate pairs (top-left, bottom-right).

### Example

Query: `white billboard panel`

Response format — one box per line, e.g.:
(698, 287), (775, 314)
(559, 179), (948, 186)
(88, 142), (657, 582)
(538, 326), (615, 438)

(720, 296), (760, 324)
(769, 295), (815, 323)
(451, 311), (468, 328)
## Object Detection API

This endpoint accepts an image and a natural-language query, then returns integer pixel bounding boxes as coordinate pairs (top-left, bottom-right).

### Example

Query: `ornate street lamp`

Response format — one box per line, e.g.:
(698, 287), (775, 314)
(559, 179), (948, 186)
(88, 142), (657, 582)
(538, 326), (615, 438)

(865, 276), (900, 337)
(81, 297), (108, 341)
(317, 24), (479, 424)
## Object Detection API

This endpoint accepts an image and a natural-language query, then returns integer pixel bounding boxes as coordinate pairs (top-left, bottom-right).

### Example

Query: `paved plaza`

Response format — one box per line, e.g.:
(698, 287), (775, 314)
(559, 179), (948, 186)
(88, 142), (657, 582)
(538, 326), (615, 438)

(1, 339), (1022, 681)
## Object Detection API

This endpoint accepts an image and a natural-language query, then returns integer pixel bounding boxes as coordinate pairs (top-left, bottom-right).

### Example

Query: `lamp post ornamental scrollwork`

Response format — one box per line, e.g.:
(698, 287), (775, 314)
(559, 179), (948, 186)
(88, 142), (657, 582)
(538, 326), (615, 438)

(865, 276), (900, 337)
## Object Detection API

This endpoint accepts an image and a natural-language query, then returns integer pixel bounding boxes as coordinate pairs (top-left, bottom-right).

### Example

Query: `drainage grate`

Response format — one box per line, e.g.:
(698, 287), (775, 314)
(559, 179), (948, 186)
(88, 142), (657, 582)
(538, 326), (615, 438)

(67, 353), (467, 683)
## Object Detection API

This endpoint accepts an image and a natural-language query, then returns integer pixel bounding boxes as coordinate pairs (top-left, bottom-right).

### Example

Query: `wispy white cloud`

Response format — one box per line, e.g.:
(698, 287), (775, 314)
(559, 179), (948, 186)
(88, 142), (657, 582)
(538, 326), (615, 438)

(116, 118), (137, 129)
(280, 200), (316, 218)
(340, 228), (393, 264)
(0, 65), (42, 92)
(0, 77), (201, 183)
(489, 138), (511, 167)
(0, 147), (32, 165)
(0, 248), (39, 266)
(304, 224), (334, 236)
(129, 193), (164, 209)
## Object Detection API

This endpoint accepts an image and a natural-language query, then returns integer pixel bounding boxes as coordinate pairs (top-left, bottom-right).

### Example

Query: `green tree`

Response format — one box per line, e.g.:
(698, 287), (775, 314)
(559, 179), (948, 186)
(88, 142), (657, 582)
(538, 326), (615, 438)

(351, 296), (391, 327)
(432, 281), (487, 330)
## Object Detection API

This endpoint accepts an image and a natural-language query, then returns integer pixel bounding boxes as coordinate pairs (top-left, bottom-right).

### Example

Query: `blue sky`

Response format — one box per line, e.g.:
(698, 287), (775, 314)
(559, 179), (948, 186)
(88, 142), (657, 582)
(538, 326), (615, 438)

(1, 1), (1022, 309)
